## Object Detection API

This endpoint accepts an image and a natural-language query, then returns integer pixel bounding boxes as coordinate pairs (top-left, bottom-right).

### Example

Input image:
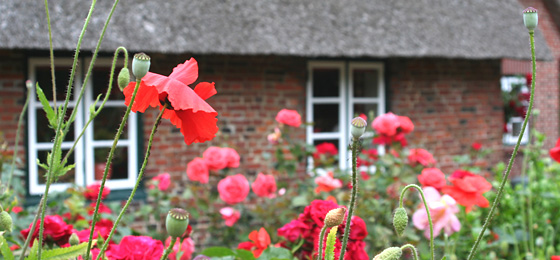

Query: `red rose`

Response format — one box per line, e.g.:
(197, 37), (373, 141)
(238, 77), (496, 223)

(308, 200), (340, 226)
(397, 116), (414, 134)
(471, 142), (482, 151)
(550, 138), (560, 163)
(277, 219), (309, 242)
(313, 142), (338, 159)
(202, 146), (229, 171)
(84, 183), (110, 200)
(21, 215), (73, 247)
(344, 240), (369, 260)
(218, 174), (250, 204)
(110, 236), (163, 260)
(408, 148), (436, 167)
(251, 173), (277, 198)
(75, 218), (113, 243)
(441, 170), (492, 213)
(372, 112), (400, 137)
(87, 202), (113, 215)
(349, 216), (368, 240)
(222, 147), (240, 168)
(186, 158), (209, 184)
(275, 109), (302, 127)
(418, 168), (446, 190)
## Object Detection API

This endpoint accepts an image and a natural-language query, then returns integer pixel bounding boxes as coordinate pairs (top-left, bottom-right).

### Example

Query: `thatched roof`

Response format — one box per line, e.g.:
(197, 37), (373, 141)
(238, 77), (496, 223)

(0, 0), (551, 59)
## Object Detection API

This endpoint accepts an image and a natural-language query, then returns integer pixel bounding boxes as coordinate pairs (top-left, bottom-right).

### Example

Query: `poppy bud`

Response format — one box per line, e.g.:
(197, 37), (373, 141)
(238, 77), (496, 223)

(132, 53), (151, 80)
(350, 117), (367, 139)
(69, 233), (80, 246)
(324, 208), (346, 228)
(372, 247), (402, 260)
(0, 211), (13, 233)
(117, 67), (130, 91)
(393, 207), (408, 236)
(523, 7), (538, 31)
(166, 208), (189, 238)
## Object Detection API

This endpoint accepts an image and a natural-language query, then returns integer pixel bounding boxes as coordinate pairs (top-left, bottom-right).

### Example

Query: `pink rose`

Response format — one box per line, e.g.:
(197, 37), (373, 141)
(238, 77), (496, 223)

(165, 237), (195, 260)
(418, 168), (446, 190)
(217, 174), (250, 204)
(275, 109), (301, 127)
(251, 173), (277, 198)
(408, 148), (436, 167)
(220, 207), (241, 227)
(150, 173), (171, 191)
(222, 147), (240, 168)
(372, 112), (400, 136)
(314, 172), (342, 194)
(110, 236), (163, 260)
(186, 158), (209, 184)
(397, 116), (414, 134)
(202, 146), (228, 171)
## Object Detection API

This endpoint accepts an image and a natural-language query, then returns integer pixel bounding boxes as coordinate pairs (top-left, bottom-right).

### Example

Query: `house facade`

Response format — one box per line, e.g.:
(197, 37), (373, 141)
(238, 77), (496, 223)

(0, 0), (557, 197)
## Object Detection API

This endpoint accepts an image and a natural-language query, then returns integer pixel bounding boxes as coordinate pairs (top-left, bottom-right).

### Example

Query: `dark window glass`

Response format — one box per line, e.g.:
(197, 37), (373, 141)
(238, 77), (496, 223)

(94, 147), (128, 180)
(312, 68), (339, 97)
(353, 69), (378, 98)
(313, 104), (339, 133)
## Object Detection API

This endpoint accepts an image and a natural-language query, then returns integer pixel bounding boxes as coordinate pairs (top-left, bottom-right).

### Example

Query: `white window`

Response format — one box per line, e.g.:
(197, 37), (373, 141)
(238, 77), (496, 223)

(306, 61), (385, 169)
(28, 58), (138, 195)
(501, 75), (529, 145)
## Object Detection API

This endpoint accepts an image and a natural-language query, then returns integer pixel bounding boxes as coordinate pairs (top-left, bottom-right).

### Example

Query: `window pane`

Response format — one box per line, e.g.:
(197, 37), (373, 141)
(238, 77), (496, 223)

(35, 66), (73, 102)
(94, 147), (128, 180)
(313, 104), (339, 133)
(312, 68), (339, 97)
(37, 149), (75, 184)
(93, 107), (128, 140)
(92, 67), (126, 101)
(353, 69), (378, 98)
(36, 108), (75, 143)
(353, 103), (378, 120)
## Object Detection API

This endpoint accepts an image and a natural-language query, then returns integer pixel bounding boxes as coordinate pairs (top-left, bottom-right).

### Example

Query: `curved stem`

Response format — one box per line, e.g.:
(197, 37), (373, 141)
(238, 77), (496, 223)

(466, 30), (536, 260)
(44, 0), (56, 110)
(399, 184), (434, 260)
(83, 74), (136, 260)
(316, 226), (327, 260)
(160, 238), (177, 260)
(400, 244), (419, 260)
(7, 83), (32, 191)
(18, 198), (44, 260)
(338, 138), (359, 260)
(95, 106), (167, 260)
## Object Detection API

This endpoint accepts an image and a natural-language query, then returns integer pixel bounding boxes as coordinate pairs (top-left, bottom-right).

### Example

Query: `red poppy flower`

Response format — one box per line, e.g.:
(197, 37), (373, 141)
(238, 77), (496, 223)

(124, 58), (218, 145)
(238, 228), (271, 258)
(550, 138), (560, 163)
(441, 170), (492, 213)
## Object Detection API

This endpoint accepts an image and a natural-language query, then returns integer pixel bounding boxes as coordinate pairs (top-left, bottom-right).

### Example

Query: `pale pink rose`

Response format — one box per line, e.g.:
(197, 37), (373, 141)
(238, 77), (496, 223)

(408, 148), (436, 167)
(251, 173), (277, 198)
(186, 158), (209, 184)
(314, 172), (342, 194)
(372, 112), (400, 137)
(150, 173), (171, 191)
(413, 187), (461, 238)
(202, 146), (228, 171)
(278, 188), (286, 196)
(217, 174), (250, 204)
(220, 207), (241, 227)
(223, 147), (240, 168)
(275, 109), (301, 127)
(267, 127), (282, 144)
(165, 237), (195, 260)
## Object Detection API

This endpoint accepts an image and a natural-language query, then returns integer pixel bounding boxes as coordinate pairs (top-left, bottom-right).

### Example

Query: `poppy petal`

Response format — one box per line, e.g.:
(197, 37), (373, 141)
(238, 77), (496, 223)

(194, 82), (217, 100)
(168, 58), (198, 86)
(176, 110), (219, 145)
(124, 80), (160, 113)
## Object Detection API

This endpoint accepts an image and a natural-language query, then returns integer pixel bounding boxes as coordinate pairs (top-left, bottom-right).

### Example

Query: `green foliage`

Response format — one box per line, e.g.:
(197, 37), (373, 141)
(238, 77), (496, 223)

(0, 235), (15, 260)
(35, 83), (57, 129)
(25, 241), (92, 260)
(324, 227), (338, 260)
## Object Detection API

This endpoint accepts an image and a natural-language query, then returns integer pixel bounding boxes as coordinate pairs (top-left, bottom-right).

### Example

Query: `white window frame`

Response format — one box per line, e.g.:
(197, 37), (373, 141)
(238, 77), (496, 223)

(307, 61), (385, 170)
(28, 58), (138, 195)
(501, 76), (529, 145)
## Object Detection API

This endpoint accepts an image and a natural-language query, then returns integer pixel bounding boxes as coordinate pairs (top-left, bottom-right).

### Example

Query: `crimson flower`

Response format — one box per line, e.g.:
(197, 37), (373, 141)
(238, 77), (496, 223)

(124, 58), (218, 145)
(109, 236), (163, 260)
(84, 183), (110, 200)
(551, 256), (560, 260)
(238, 228), (271, 258)
(550, 138), (560, 163)
(471, 142), (482, 151)
(21, 215), (73, 247)
(441, 170), (492, 212)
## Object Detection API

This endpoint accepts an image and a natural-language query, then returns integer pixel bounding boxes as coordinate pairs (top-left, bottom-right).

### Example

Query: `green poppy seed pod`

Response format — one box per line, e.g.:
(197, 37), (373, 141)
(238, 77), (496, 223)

(69, 233), (80, 246)
(523, 7), (538, 31)
(166, 208), (189, 238)
(350, 117), (367, 139)
(324, 207), (346, 228)
(392, 207), (408, 236)
(372, 247), (402, 260)
(0, 211), (13, 233)
(117, 67), (130, 91)
(132, 53), (151, 80)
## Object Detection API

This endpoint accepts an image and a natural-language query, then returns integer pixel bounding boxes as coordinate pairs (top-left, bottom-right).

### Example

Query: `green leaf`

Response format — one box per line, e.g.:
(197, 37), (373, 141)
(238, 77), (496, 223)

(35, 83), (57, 128)
(201, 247), (236, 257)
(257, 247), (293, 260)
(40, 241), (90, 260)
(324, 227), (338, 260)
(0, 235), (15, 260)
(235, 249), (256, 260)
(24, 239), (39, 260)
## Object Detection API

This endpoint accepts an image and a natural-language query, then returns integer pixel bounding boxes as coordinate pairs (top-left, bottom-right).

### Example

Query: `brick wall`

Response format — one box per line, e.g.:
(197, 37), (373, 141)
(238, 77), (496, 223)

(388, 58), (504, 173)
(0, 50), (26, 161)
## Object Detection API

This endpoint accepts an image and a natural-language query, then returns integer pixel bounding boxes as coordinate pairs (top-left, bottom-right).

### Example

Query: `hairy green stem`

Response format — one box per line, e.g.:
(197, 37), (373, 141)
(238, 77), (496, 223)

(44, 0), (56, 110)
(18, 198), (44, 260)
(338, 138), (359, 260)
(7, 83), (32, 191)
(316, 226), (327, 260)
(401, 244), (419, 260)
(399, 184), (434, 260)
(527, 163), (535, 254)
(161, 238), (177, 260)
(466, 30), (536, 260)
(83, 74), (136, 260)
(519, 147), (530, 254)
(95, 106), (167, 260)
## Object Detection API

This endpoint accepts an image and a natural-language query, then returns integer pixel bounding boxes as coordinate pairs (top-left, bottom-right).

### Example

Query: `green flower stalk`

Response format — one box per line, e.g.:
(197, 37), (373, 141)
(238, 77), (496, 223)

(399, 184), (434, 260)
(466, 8), (538, 260)
(400, 244), (419, 260)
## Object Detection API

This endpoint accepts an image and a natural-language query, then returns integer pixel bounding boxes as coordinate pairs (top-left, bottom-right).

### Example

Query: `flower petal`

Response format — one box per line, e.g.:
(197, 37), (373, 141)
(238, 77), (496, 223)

(168, 58), (198, 86)
(194, 82), (217, 100)
(123, 78), (160, 113)
(175, 109), (219, 145)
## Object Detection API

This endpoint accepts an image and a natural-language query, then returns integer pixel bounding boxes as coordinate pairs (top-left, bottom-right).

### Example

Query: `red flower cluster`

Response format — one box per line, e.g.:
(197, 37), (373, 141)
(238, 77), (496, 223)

(124, 58), (218, 145)
(186, 146), (240, 184)
(441, 170), (492, 213)
(74, 218), (113, 243)
(357, 148), (378, 167)
(408, 148), (436, 167)
(21, 215), (73, 247)
(417, 168), (446, 190)
(84, 183), (110, 200)
(251, 173), (277, 198)
(238, 227), (271, 258)
(313, 142), (338, 160)
(105, 235), (164, 260)
(277, 200), (369, 260)
(372, 112), (413, 147)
